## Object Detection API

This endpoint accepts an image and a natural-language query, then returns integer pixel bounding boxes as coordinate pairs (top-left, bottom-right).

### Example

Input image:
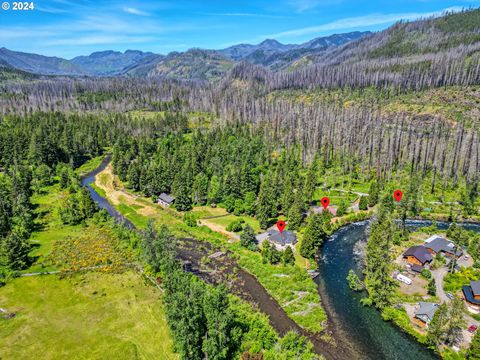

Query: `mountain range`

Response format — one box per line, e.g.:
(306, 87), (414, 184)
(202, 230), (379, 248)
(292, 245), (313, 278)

(1, 8), (479, 82)
(0, 31), (371, 79)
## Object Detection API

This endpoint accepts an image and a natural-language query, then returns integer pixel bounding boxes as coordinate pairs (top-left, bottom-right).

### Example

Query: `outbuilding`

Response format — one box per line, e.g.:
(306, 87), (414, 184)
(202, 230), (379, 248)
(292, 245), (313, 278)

(157, 193), (175, 207)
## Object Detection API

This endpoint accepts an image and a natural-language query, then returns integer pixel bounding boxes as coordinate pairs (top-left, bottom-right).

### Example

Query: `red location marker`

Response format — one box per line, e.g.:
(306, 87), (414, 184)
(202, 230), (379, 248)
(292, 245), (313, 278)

(276, 220), (286, 234)
(393, 189), (403, 202)
(320, 197), (330, 210)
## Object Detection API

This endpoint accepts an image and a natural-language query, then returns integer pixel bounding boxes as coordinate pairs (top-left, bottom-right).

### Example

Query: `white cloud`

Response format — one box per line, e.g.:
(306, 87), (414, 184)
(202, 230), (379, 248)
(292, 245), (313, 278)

(123, 7), (149, 16)
(264, 6), (464, 39)
(46, 35), (156, 46)
(286, 0), (343, 13)
(202, 12), (286, 18)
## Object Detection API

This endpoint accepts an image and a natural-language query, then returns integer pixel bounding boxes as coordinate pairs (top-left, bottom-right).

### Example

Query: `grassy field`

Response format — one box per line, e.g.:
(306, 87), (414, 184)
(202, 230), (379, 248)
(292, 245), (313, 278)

(1, 157), (177, 359)
(0, 271), (176, 360)
(206, 214), (262, 233)
(26, 184), (83, 273)
(93, 164), (327, 333)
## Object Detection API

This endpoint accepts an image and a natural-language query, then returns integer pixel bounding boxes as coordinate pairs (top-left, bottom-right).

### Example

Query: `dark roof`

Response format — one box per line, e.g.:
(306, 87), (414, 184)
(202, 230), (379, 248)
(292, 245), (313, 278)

(411, 264), (424, 273)
(403, 246), (433, 265)
(415, 302), (439, 323)
(471, 280), (480, 296)
(463, 285), (480, 305)
(267, 230), (297, 246)
(158, 193), (175, 204)
(424, 237), (462, 256)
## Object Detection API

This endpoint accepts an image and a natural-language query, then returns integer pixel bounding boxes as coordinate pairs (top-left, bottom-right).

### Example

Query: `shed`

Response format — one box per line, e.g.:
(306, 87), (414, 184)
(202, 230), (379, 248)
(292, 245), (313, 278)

(157, 193), (175, 207)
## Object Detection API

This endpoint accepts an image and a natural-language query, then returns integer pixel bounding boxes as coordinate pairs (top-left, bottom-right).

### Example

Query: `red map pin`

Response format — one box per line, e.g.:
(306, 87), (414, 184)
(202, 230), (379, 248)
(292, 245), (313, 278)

(276, 220), (286, 234)
(394, 189), (403, 202)
(320, 197), (330, 210)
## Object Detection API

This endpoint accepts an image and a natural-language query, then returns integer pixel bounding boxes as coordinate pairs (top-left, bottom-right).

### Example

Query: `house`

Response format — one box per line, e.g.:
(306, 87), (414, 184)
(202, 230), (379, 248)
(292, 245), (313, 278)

(157, 193), (175, 207)
(424, 236), (462, 258)
(258, 230), (297, 251)
(414, 302), (439, 327)
(403, 246), (433, 266)
(309, 206), (337, 216)
(462, 280), (480, 307)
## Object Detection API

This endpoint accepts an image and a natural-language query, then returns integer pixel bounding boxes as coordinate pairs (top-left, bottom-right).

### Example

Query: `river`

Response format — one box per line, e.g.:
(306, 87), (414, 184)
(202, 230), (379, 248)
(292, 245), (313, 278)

(80, 155), (134, 229)
(318, 220), (480, 359)
(81, 159), (479, 359)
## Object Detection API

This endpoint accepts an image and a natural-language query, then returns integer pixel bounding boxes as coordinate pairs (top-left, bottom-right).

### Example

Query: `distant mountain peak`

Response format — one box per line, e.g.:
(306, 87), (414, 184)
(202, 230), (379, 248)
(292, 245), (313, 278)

(259, 39), (283, 46)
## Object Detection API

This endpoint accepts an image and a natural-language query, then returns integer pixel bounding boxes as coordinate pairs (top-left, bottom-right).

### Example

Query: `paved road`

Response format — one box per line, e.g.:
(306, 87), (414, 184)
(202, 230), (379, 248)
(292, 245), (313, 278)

(431, 267), (449, 302)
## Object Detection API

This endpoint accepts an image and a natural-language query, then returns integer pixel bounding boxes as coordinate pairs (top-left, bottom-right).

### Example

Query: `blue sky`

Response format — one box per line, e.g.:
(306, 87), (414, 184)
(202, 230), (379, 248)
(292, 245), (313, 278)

(0, 0), (478, 58)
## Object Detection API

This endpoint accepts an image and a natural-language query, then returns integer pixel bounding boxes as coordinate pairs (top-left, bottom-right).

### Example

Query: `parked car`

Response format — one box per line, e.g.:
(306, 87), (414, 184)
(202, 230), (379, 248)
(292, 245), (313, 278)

(468, 325), (477, 333)
(446, 293), (455, 300)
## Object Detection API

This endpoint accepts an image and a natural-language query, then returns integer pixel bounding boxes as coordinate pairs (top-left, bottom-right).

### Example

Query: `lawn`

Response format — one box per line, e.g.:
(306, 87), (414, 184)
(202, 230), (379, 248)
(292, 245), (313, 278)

(26, 184), (83, 273)
(207, 214), (262, 233)
(191, 205), (228, 219)
(0, 271), (177, 360)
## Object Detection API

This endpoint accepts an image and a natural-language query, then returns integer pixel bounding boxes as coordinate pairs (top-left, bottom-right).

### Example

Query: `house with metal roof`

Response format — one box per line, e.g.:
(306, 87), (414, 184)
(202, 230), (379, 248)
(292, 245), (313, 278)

(257, 229), (297, 251)
(463, 280), (480, 307)
(403, 246), (433, 266)
(414, 302), (439, 326)
(157, 193), (175, 207)
(424, 236), (462, 258)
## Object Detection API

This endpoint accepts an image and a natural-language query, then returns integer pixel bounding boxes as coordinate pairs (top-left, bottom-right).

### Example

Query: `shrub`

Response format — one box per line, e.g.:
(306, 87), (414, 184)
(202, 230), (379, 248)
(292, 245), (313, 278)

(226, 219), (243, 232)
(184, 212), (198, 227)
(421, 268), (432, 279)
(359, 196), (369, 210)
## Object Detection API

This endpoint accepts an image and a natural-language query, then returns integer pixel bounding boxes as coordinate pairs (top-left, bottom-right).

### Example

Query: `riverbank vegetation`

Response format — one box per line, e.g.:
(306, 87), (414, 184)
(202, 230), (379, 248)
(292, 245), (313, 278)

(2, 10), (480, 357)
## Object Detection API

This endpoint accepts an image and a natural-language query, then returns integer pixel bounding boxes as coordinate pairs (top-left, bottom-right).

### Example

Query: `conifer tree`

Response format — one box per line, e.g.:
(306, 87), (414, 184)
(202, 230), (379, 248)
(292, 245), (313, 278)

(364, 204), (397, 309)
(256, 173), (275, 229)
(283, 246), (295, 266)
(287, 194), (305, 230)
(175, 184), (193, 211)
(240, 225), (257, 251)
(300, 213), (326, 259)
(202, 285), (234, 360)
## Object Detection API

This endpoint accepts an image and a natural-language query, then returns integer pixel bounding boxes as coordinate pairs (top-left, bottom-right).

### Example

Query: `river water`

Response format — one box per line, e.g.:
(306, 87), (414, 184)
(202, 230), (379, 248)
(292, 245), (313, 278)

(81, 159), (480, 359)
(80, 156), (134, 229)
(318, 220), (480, 359)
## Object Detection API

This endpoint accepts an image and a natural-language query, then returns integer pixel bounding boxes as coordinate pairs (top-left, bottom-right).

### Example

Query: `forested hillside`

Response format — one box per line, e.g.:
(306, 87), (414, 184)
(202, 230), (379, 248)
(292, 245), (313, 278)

(1, 7), (480, 360)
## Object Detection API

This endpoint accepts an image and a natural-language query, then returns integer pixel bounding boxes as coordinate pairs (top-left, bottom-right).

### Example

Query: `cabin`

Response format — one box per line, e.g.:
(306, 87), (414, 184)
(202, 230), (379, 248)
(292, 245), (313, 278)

(462, 280), (480, 308)
(424, 236), (462, 258)
(258, 230), (297, 251)
(310, 206), (337, 216)
(414, 302), (439, 327)
(403, 246), (433, 266)
(157, 193), (175, 207)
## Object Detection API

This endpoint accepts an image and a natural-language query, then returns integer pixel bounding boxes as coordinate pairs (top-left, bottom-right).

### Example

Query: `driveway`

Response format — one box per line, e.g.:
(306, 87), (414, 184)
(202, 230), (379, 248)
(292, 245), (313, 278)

(431, 265), (480, 348)
(431, 267), (449, 302)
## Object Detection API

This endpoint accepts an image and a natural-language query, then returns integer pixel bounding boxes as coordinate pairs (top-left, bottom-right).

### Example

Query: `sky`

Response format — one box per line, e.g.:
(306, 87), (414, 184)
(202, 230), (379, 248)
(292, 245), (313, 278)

(0, 0), (479, 59)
